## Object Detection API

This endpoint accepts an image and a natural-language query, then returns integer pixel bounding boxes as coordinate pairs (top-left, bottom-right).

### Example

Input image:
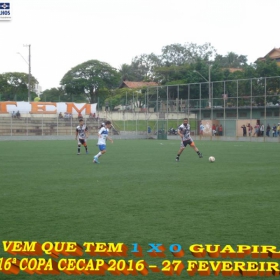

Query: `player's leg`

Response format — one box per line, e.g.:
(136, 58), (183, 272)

(82, 140), (88, 154)
(190, 141), (203, 158)
(77, 139), (81, 155)
(93, 145), (106, 163)
(176, 142), (185, 161)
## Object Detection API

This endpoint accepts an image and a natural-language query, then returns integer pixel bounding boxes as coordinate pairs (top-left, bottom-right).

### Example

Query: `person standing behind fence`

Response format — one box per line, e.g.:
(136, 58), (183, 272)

(212, 124), (216, 136)
(218, 124), (223, 136)
(241, 125), (247, 136)
(199, 122), (204, 136)
(16, 110), (21, 119)
(277, 124), (280, 137)
(266, 124), (271, 137)
(247, 123), (253, 137)
(260, 124), (264, 136)
(253, 123), (260, 137)
(215, 124), (219, 136)
(272, 124), (277, 137)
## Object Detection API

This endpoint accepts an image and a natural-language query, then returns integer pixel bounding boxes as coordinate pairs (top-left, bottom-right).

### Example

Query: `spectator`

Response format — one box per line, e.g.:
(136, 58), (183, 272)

(12, 111), (16, 118)
(272, 124), (277, 137)
(147, 126), (151, 134)
(247, 123), (253, 137)
(266, 124), (271, 137)
(260, 124), (264, 136)
(16, 110), (21, 119)
(253, 123), (260, 137)
(241, 125), (247, 136)
(199, 122), (204, 136)
(59, 112), (63, 119)
(78, 112), (83, 119)
(215, 124), (219, 136)
(212, 124), (216, 136)
(218, 124), (223, 136)
(277, 123), (280, 137)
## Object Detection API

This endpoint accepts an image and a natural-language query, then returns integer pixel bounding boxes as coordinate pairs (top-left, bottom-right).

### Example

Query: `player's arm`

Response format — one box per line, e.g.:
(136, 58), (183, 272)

(178, 128), (183, 139)
(98, 127), (104, 138)
(107, 136), (113, 143)
(75, 129), (78, 140)
(85, 127), (89, 138)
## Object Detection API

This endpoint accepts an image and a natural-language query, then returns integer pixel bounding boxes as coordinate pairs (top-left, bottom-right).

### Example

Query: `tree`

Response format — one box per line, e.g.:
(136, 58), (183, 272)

(60, 60), (121, 104)
(214, 52), (248, 68)
(40, 87), (77, 102)
(119, 53), (162, 82)
(255, 58), (280, 78)
(104, 88), (147, 111)
(0, 72), (38, 101)
(119, 64), (138, 81)
(161, 42), (216, 66)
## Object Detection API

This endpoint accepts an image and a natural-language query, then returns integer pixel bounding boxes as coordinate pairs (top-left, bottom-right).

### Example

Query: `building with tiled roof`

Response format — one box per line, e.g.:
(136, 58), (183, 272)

(256, 48), (280, 66)
(119, 81), (158, 89)
(222, 67), (243, 73)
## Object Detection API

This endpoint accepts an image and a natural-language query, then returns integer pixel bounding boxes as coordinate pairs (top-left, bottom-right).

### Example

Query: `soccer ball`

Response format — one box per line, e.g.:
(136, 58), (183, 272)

(209, 156), (215, 163)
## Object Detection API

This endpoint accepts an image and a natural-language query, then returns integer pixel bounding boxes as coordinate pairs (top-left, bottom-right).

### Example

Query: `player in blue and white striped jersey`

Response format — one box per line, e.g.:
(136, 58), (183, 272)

(93, 121), (113, 164)
(175, 118), (202, 162)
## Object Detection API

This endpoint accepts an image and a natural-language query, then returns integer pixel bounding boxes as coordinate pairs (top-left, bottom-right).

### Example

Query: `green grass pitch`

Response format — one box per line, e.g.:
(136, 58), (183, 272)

(0, 139), (279, 279)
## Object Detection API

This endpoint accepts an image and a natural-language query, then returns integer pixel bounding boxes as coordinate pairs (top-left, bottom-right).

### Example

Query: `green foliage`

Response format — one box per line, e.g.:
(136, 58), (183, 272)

(105, 88), (146, 110)
(214, 52), (248, 67)
(161, 42), (216, 66)
(0, 72), (38, 101)
(60, 60), (121, 104)
(1, 44), (280, 104)
(255, 58), (280, 77)
(40, 87), (88, 103)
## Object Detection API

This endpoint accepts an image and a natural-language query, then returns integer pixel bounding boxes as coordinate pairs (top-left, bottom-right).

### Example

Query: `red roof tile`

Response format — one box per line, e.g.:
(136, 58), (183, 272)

(120, 81), (158, 89)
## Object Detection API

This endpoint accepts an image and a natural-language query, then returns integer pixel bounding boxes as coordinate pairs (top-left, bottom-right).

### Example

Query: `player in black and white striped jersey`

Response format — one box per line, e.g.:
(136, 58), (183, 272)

(175, 118), (202, 162)
(75, 119), (89, 155)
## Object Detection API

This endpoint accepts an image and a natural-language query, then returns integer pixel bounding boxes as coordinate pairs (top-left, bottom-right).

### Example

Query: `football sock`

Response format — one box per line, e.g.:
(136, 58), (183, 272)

(197, 151), (200, 155)
(97, 152), (102, 157)
(78, 146), (81, 153)
(85, 146), (88, 152)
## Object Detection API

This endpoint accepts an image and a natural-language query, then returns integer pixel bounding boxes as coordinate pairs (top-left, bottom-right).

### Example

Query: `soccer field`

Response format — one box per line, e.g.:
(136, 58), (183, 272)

(0, 139), (279, 279)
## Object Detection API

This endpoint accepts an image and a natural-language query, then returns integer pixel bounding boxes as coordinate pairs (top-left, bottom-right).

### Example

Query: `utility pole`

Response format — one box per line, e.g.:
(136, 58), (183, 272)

(24, 44), (31, 102)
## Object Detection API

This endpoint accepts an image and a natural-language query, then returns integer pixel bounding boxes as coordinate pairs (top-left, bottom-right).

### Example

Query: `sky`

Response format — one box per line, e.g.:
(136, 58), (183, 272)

(0, 0), (279, 92)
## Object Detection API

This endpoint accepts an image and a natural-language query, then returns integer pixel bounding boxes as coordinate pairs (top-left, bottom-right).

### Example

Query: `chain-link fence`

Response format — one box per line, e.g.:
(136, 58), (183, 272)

(103, 76), (280, 140)
(1, 76), (280, 140)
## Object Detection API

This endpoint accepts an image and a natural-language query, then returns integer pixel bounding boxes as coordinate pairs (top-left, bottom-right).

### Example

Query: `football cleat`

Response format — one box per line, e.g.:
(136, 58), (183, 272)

(199, 153), (203, 158)
(86, 151), (89, 154)
(77, 153), (80, 155)
(176, 156), (179, 162)
(94, 156), (100, 164)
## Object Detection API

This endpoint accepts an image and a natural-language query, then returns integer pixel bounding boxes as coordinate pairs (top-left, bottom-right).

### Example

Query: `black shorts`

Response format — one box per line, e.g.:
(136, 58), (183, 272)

(78, 139), (86, 145)
(181, 139), (194, 147)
